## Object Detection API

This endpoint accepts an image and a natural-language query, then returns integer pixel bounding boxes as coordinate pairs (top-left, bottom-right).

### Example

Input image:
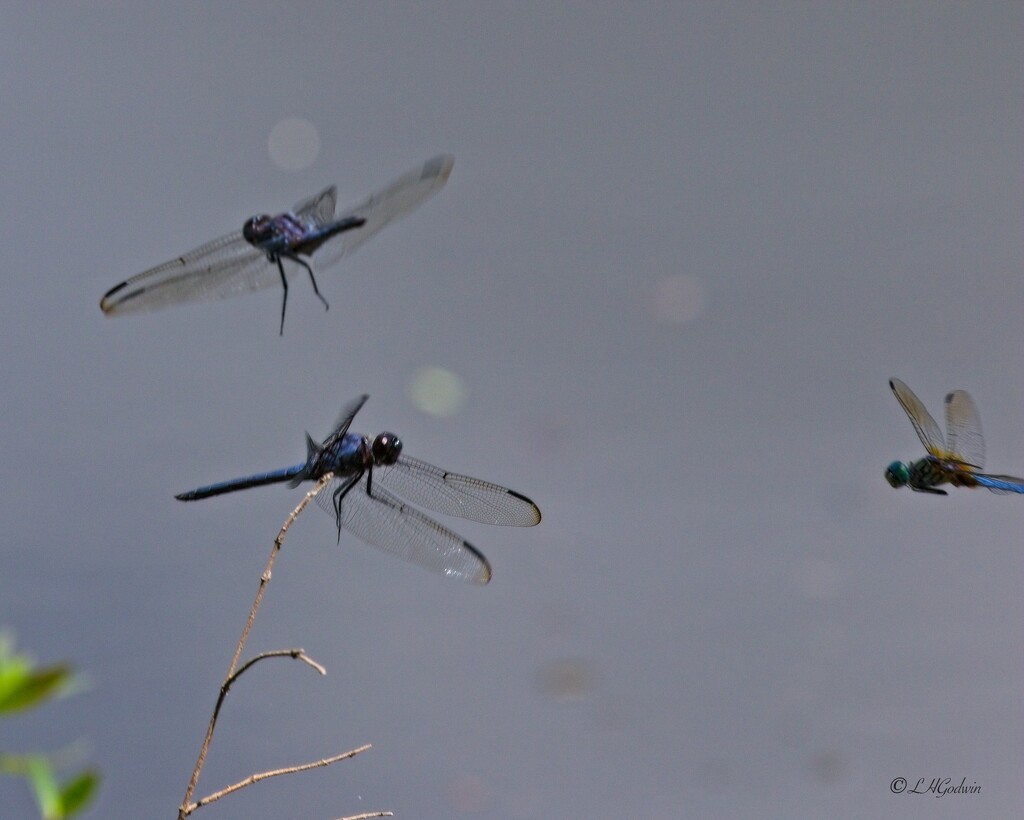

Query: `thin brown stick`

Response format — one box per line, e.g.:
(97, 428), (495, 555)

(182, 744), (372, 814)
(178, 474), (334, 819)
(227, 473), (334, 678)
(191, 647), (326, 786)
(232, 648), (328, 681)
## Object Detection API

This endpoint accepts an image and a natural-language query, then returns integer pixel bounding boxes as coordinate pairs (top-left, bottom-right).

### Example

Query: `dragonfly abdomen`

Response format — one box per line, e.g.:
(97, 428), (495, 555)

(295, 216), (367, 256)
(176, 464), (305, 501)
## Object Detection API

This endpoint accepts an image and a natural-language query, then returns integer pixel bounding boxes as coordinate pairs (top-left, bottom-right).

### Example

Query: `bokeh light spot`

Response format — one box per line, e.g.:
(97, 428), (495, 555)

(408, 366), (468, 417)
(649, 274), (708, 324)
(267, 117), (321, 171)
(449, 774), (489, 813)
(537, 659), (596, 701)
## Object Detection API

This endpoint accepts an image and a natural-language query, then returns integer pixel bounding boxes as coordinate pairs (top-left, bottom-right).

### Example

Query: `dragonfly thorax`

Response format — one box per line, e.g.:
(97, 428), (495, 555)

(371, 432), (402, 465)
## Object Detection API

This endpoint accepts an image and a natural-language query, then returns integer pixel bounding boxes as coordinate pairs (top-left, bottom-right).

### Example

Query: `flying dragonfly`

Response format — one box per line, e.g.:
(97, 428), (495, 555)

(101, 154), (454, 334)
(175, 395), (541, 584)
(885, 377), (1024, 495)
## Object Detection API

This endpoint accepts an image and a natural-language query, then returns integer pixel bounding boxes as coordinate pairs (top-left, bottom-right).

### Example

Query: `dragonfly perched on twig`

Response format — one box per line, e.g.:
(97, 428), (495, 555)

(885, 377), (1024, 495)
(101, 155), (454, 334)
(176, 395), (541, 583)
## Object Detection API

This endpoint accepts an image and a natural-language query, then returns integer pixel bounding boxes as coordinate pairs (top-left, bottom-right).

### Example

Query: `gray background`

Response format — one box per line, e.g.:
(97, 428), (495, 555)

(2, 3), (1022, 818)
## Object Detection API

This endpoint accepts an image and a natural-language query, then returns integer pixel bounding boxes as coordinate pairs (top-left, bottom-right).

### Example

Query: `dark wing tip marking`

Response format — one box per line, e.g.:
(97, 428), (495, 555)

(423, 154), (455, 182)
(462, 538), (492, 584)
(100, 281), (129, 312)
(102, 281), (128, 299)
(102, 279), (159, 313)
(507, 489), (542, 524)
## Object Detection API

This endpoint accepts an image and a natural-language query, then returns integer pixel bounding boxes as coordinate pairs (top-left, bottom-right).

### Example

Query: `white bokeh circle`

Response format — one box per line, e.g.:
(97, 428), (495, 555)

(267, 117), (321, 171)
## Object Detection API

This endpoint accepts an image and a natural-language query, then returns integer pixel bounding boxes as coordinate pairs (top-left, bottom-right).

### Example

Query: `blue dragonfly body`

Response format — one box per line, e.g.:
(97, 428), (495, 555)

(177, 395), (541, 584)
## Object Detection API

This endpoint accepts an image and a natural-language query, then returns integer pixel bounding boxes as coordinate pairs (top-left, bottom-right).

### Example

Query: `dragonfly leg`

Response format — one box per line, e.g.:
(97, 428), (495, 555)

(281, 251), (329, 313)
(330, 473), (362, 542)
(274, 256), (289, 336)
(911, 486), (948, 496)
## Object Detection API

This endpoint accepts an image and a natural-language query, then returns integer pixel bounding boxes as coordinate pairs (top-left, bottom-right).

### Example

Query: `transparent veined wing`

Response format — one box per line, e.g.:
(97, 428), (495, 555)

(970, 473), (1024, 495)
(944, 389), (985, 469)
(291, 185), (337, 228)
(322, 394), (370, 450)
(316, 476), (491, 584)
(376, 455), (542, 527)
(889, 378), (946, 458)
(312, 154), (454, 268)
(100, 232), (272, 314)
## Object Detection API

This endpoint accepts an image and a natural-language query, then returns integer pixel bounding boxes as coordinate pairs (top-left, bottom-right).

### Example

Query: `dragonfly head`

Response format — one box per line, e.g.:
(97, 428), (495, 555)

(242, 214), (274, 244)
(885, 461), (910, 488)
(370, 432), (402, 465)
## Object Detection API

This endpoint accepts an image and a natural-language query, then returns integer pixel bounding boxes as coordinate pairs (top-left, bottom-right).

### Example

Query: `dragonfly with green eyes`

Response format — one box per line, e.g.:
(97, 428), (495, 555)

(885, 378), (1024, 495)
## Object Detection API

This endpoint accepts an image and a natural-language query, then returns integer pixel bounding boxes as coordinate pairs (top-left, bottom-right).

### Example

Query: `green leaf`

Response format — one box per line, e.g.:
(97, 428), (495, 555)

(25, 756), (61, 819)
(0, 665), (72, 715)
(0, 656), (32, 701)
(0, 633), (99, 818)
(59, 770), (100, 817)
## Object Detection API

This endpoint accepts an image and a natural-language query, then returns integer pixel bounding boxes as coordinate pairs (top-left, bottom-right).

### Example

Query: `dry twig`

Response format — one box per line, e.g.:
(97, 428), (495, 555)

(184, 744), (373, 814)
(178, 475), (379, 818)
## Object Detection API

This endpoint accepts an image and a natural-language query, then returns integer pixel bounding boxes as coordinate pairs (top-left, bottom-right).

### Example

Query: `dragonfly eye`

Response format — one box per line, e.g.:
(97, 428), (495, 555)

(242, 215), (272, 243)
(885, 461), (909, 488)
(371, 432), (402, 465)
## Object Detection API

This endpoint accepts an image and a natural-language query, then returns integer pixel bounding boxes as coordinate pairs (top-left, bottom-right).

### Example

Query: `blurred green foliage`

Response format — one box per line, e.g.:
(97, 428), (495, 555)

(0, 633), (100, 819)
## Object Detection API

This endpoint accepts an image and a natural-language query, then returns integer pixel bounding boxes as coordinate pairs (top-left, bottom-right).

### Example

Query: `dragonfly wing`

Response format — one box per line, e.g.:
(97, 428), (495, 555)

(291, 185), (337, 227)
(316, 476), (491, 584)
(971, 473), (1024, 495)
(321, 394), (370, 450)
(889, 378), (947, 458)
(311, 154), (454, 268)
(377, 455), (542, 526)
(944, 389), (985, 470)
(101, 232), (281, 314)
